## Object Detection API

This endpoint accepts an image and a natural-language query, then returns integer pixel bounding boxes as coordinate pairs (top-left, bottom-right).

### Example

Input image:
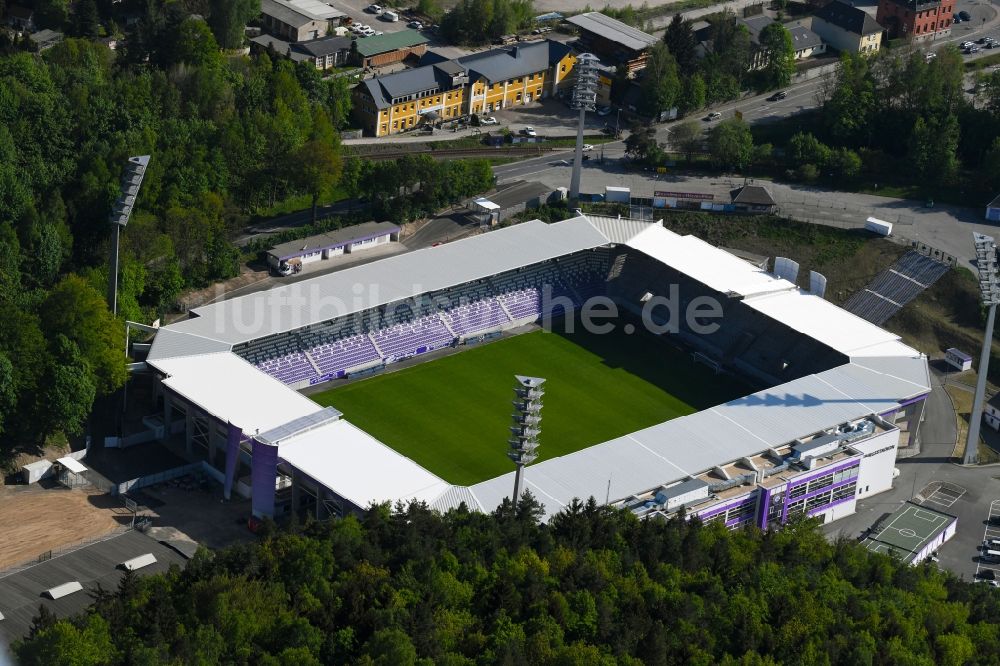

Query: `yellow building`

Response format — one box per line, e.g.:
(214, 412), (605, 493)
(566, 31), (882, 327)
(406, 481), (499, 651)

(353, 40), (576, 137)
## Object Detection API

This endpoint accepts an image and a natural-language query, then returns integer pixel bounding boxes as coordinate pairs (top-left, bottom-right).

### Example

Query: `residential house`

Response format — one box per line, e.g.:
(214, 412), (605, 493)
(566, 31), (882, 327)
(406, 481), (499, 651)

(566, 12), (658, 77)
(876, 0), (953, 42)
(251, 34), (354, 70)
(811, 0), (884, 55)
(987, 193), (1000, 222)
(353, 40), (576, 137)
(351, 30), (429, 69)
(737, 16), (824, 69)
(786, 23), (826, 59)
(261, 0), (345, 42)
(4, 4), (34, 31)
(29, 29), (62, 51)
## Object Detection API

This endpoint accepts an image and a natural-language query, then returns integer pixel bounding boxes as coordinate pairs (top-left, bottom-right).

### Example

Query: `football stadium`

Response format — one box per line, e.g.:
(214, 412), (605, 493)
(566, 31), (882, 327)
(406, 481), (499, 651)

(142, 215), (931, 527)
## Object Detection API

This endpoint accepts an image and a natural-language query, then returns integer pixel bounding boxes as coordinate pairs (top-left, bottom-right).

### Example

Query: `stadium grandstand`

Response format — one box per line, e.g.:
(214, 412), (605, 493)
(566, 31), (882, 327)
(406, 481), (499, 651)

(141, 215), (930, 527)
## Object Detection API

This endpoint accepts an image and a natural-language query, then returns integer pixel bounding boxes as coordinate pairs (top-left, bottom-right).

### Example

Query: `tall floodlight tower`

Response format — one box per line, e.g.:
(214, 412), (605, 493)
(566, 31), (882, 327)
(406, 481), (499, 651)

(967, 233), (1000, 464)
(509, 375), (545, 507)
(108, 155), (151, 315)
(569, 53), (600, 203)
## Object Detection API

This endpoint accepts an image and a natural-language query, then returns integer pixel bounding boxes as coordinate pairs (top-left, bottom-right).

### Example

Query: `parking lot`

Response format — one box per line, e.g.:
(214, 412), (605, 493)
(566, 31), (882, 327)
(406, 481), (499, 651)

(324, 0), (417, 35)
(974, 500), (1000, 583)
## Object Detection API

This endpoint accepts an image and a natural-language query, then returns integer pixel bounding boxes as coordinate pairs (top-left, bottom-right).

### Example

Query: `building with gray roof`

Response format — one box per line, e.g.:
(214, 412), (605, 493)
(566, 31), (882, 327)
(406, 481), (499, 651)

(353, 40), (576, 136)
(566, 12), (658, 75)
(811, 0), (885, 55)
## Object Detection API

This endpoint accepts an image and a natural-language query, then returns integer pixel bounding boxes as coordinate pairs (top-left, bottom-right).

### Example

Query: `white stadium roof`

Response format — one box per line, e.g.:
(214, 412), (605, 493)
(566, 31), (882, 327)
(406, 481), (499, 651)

(277, 420), (452, 509)
(164, 219), (610, 345)
(147, 215), (931, 519)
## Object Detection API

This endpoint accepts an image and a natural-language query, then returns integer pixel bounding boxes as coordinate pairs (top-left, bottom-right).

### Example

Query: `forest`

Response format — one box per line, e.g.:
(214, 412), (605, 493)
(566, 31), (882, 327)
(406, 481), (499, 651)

(12, 497), (1000, 665)
(0, 1), (358, 454)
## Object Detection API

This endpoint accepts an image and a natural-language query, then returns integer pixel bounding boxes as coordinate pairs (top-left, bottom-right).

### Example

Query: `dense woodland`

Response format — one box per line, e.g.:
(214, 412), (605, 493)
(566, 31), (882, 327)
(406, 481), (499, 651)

(13, 497), (1000, 665)
(0, 1), (355, 454)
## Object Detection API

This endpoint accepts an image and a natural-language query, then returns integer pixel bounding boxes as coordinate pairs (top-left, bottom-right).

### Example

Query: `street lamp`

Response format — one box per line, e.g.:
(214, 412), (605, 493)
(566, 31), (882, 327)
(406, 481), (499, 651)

(108, 155), (150, 316)
(508, 375), (545, 508)
(966, 232), (1000, 464)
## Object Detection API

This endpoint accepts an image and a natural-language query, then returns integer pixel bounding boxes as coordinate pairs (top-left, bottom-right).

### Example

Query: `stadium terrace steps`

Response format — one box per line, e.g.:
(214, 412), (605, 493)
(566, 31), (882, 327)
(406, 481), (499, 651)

(246, 252), (613, 386)
(442, 297), (511, 337)
(372, 314), (455, 360)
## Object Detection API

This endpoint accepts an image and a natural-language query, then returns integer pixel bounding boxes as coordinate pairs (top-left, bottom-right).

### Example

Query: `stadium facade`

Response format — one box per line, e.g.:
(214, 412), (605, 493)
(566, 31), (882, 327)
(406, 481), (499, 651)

(143, 215), (930, 527)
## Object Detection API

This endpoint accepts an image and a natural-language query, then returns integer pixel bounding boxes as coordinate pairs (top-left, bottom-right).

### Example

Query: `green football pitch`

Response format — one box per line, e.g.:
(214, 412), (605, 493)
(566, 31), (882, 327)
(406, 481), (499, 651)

(311, 323), (749, 485)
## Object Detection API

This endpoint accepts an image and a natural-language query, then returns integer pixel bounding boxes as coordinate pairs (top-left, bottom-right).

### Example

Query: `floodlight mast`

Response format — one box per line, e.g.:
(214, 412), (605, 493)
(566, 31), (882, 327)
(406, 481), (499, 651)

(569, 54), (600, 203)
(966, 232), (1000, 464)
(509, 375), (545, 508)
(108, 155), (151, 316)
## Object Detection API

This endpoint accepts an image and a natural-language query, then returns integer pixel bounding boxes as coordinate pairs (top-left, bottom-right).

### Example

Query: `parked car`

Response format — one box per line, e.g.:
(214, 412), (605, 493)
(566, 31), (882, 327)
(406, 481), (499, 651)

(521, 126), (537, 137)
(767, 90), (787, 101)
(582, 144), (594, 151)
(961, 41), (974, 48)
(959, 10), (971, 20)
(925, 51), (937, 60)
(988, 42), (998, 49)
(367, 4), (382, 12)
(705, 111), (722, 121)
(381, 9), (399, 21)
(408, 20), (423, 28)
(966, 46), (980, 54)
(480, 116), (498, 125)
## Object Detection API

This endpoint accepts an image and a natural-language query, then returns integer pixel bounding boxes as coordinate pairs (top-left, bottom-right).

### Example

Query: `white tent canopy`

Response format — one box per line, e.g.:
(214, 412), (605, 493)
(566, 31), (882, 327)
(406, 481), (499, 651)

(56, 456), (87, 474)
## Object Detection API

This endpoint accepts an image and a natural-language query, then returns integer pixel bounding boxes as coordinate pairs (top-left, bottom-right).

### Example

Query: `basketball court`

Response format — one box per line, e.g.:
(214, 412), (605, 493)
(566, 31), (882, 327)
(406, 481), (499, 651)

(860, 502), (956, 564)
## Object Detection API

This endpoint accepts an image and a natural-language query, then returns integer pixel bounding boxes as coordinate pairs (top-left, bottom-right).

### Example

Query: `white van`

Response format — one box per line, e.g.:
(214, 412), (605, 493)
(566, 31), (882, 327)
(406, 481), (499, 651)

(381, 10), (399, 21)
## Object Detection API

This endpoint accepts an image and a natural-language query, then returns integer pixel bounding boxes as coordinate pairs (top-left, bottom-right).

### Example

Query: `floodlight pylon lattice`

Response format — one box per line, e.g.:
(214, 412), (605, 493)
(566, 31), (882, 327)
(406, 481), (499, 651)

(966, 233), (1000, 464)
(108, 155), (151, 316)
(509, 375), (545, 507)
(569, 53), (600, 202)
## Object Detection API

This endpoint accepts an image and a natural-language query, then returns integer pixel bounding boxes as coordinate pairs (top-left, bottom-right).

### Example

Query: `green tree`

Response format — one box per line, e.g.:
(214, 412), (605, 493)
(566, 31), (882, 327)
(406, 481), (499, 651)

(42, 335), (97, 436)
(173, 16), (221, 67)
(418, 0), (443, 20)
(638, 43), (680, 118)
(35, 0), (69, 29)
(708, 118), (754, 169)
(664, 14), (698, 71)
(39, 275), (127, 395)
(786, 132), (831, 168)
(679, 73), (707, 114)
(671, 120), (703, 163)
(293, 139), (343, 223)
(758, 23), (795, 89)
(16, 615), (115, 666)
(624, 122), (663, 165)
(0, 353), (15, 436)
(71, 0), (100, 39)
(208, 0), (258, 49)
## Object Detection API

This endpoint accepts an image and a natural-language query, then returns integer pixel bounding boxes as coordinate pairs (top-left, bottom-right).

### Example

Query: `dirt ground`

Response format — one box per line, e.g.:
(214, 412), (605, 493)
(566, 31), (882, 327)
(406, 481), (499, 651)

(0, 486), (124, 570)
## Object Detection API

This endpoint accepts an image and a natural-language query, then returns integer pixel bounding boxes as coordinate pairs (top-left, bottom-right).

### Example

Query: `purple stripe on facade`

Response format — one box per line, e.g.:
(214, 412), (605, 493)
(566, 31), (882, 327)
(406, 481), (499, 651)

(223, 421), (242, 501)
(725, 516), (755, 528)
(879, 393), (928, 416)
(251, 438), (279, 519)
(793, 477), (858, 506)
(805, 493), (855, 517)
(696, 493), (757, 521)
(787, 456), (861, 488)
(758, 486), (771, 530)
(274, 227), (400, 261)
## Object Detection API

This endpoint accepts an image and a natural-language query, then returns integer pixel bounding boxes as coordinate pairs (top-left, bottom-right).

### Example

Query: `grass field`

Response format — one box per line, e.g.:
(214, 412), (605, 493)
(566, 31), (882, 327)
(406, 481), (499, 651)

(311, 322), (749, 485)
